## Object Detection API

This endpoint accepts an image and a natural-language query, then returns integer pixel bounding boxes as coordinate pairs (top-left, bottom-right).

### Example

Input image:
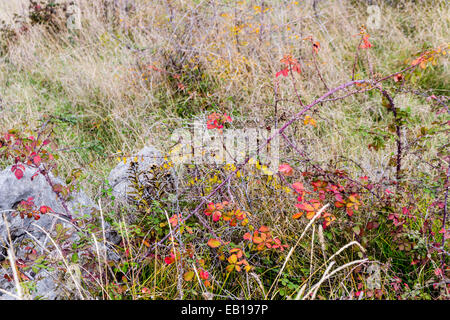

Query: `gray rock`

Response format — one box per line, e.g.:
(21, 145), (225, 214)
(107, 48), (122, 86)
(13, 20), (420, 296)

(0, 165), (117, 300)
(108, 146), (164, 202)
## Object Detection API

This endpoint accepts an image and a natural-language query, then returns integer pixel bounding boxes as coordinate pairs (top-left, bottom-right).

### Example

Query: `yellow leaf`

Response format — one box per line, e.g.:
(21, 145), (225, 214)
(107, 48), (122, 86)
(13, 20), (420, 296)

(228, 254), (238, 264)
(184, 271), (195, 282)
(304, 115), (317, 127)
(306, 211), (316, 219)
(348, 195), (359, 203)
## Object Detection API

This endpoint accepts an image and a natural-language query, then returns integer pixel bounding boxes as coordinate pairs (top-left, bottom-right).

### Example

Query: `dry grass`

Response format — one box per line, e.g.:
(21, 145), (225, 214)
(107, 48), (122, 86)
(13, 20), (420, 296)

(1, 1), (447, 181)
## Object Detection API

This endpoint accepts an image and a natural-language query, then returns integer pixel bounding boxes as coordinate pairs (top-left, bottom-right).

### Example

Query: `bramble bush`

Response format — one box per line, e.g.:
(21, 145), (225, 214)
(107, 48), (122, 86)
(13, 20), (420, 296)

(88, 29), (448, 299)
(0, 1), (448, 300)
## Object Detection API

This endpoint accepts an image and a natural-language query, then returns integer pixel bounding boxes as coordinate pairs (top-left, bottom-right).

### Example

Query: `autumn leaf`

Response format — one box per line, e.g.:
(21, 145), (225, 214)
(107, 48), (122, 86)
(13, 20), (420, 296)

(212, 211), (222, 222)
(292, 182), (305, 193)
(276, 68), (289, 78)
(33, 155), (41, 166)
(229, 248), (244, 259)
(306, 211), (316, 219)
(14, 169), (24, 180)
(52, 184), (64, 193)
(278, 164), (293, 176)
(169, 214), (179, 227)
(346, 207), (354, 217)
(226, 264), (235, 273)
(184, 271), (195, 281)
(296, 202), (314, 212)
(253, 234), (264, 244)
(228, 254), (238, 264)
(164, 254), (175, 265)
(277, 54), (301, 77)
(142, 239), (151, 248)
(39, 206), (52, 214)
(243, 232), (252, 241)
(313, 41), (320, 54)
(394, 73), (403, 82)
(335, 201), (344, 208)
(304, 115), (317, 127)
(207, 238), (221, 248)
(199, 269), (209, 280)
(360, 34), (372, 49)
(292, 212), (304, 219)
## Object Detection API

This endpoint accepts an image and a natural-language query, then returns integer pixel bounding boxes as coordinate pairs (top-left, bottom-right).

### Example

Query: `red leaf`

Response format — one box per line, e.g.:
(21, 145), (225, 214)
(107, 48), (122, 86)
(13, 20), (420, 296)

(39, 206), (52, 214)
(434, 268), (443, 276)
(199, 269), (209, 280)
(14, 169), (24, 180)
(335, 193), (343, 202)
(278, 164), (293, 176)
(212, 211), (222, 222)
(360, 34), (372, 49)
(346, 207), (354, 217)
(276, 68), (289, 78)
(164, 255), (175, 265)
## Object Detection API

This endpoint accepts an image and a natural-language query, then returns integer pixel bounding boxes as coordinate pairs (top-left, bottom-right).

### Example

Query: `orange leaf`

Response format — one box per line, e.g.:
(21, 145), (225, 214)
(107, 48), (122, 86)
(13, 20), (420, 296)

(292, 212), (304, 219)
(207, 238), (221, 248)
(253, 235), (263, 244)
(296, 202), (315, 212)
(306, 211), (316, 219)
(304, 115), (317, 127)
(292, 182), (305, 192)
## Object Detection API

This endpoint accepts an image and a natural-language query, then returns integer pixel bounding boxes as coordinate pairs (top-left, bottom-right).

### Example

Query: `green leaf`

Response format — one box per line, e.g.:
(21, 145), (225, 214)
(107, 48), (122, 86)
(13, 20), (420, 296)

(352, 225), (361, 235)
(71, 252), (79, 263)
